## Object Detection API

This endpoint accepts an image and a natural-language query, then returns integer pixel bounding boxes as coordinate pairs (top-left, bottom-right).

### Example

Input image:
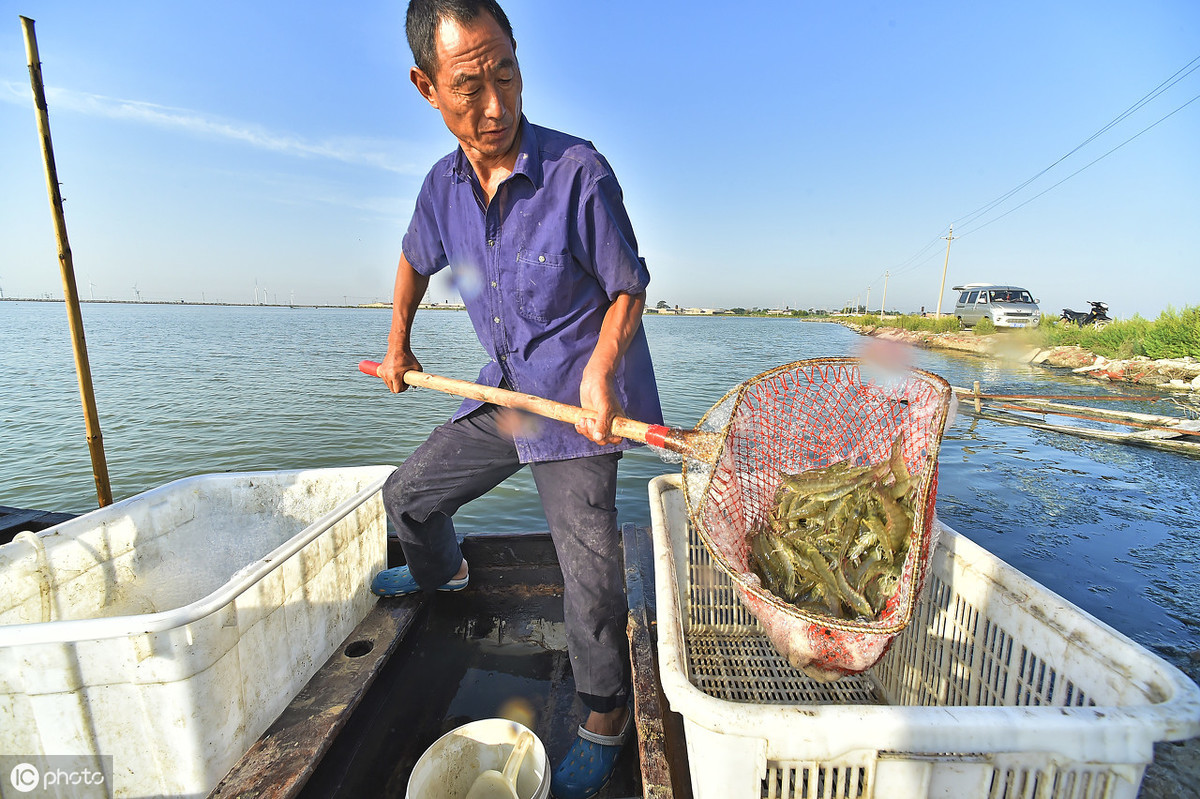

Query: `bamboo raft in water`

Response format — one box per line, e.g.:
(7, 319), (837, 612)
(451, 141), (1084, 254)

(952, 385), (1200, 457)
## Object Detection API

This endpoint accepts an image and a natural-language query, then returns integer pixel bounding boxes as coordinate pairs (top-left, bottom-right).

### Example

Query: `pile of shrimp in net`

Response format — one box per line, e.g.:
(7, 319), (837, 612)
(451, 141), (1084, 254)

(669, 357), (954, 681)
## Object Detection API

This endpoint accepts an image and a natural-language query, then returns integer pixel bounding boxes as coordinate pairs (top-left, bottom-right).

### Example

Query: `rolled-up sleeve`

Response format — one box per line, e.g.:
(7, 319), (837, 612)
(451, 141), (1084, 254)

(402, 170), (449, 277)
(574, 169), (650, 301)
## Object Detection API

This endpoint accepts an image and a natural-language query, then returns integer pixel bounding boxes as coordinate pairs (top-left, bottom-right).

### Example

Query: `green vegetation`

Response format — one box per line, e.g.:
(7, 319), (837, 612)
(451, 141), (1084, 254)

(974, 316), (996, 335)
(850, 306), (1200, 359)
(1137, 307), (1200, 360)
(847, 314), (959, 333)
(1042, 306), (1200, 359)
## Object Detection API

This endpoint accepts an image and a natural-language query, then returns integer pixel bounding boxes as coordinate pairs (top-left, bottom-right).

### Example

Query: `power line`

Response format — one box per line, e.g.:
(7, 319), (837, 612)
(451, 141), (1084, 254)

(873, 52), (1200, 292)
(874, 228), (949, 284)
(952, 54), (1200, 232)
(958, 89), (1200, 239)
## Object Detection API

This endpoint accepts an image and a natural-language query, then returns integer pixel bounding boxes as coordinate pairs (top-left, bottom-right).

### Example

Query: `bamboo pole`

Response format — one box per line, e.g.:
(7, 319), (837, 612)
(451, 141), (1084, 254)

(971, 408), (1200, 455)
(992, 403), (1200, 438)
(952, 391), (1165, 403)
(22, 16), (113, 507)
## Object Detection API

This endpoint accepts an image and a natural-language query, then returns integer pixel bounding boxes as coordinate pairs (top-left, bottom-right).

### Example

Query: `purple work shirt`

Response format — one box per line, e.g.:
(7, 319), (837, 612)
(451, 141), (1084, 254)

(402, 118), (663, 463)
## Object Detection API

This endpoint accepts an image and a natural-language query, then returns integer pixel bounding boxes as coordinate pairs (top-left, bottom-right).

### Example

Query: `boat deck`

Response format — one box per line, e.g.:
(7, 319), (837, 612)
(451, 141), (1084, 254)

(211, 525), (690, 799)
(0, 504), (76, 545)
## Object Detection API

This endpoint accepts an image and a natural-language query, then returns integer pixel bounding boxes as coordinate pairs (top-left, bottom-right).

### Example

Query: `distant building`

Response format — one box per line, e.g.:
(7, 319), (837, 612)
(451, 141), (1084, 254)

(644, 306), (731, 316)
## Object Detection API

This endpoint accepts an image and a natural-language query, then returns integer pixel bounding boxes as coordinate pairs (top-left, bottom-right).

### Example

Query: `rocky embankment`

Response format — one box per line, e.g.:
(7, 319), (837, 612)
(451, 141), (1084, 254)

(846, 323), (1200, 393)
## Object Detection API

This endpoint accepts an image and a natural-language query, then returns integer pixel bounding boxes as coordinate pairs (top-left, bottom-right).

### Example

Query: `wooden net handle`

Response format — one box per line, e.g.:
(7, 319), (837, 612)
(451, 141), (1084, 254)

(358, 360), (671, 445)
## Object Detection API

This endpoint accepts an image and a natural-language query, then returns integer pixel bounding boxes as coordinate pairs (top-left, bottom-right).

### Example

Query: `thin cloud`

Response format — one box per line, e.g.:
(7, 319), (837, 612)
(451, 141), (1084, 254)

(210, 166), (410, 219)
(1, 80), (431, 175)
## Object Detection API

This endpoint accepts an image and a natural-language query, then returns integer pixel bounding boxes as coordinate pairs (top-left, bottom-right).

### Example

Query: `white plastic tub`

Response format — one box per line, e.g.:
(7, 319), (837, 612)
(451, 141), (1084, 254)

(649, 474), (1200, 799)
(0, 466), (393, 798)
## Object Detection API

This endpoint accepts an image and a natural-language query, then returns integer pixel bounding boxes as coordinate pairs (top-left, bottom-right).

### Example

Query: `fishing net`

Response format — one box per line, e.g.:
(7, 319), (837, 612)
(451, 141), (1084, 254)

(680, 358), (953, 681)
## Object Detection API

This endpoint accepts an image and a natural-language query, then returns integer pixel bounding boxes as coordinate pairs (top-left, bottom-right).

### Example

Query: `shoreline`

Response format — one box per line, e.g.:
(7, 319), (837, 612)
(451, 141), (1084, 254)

(843, 321), (1200, 394)
(0, 297), (465, 311)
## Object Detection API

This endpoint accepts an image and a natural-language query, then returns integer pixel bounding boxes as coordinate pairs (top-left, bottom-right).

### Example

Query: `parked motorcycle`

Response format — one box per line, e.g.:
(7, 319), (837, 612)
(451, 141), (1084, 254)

(1060, 301), (1112, 329)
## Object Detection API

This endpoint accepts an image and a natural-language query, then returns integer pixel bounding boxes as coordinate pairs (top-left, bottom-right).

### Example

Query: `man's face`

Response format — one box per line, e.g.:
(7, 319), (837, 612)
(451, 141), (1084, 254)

(413, 13), (522, 168)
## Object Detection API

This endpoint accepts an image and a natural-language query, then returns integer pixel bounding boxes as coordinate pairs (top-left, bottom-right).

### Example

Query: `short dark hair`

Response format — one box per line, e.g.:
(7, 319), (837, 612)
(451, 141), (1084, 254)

(406, 0), (516, 83)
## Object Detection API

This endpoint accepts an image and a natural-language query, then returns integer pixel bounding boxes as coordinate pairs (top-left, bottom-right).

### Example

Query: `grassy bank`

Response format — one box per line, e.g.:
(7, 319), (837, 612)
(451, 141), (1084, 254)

(850, 306), (1200, 360)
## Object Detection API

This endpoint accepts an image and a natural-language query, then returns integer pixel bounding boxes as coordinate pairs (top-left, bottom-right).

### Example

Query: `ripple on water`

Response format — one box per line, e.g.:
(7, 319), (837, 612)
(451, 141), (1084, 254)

(2, 306), (1198, 681)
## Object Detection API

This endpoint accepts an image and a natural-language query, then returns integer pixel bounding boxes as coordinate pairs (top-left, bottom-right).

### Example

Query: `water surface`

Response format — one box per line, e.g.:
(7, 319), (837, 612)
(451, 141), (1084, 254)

(1, 301), (1197, 681)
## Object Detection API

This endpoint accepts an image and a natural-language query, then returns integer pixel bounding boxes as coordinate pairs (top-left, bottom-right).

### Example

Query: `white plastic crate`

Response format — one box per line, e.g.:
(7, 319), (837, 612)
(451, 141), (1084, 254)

(0, 466), (393, 798)
(649, 474), (1200, 799)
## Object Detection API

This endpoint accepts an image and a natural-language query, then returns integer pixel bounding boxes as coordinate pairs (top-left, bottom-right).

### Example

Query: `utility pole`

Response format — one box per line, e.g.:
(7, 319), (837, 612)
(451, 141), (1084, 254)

(865, 286), (871, 316)
(880, 271), (889, 317)
(935, 225), (955, 318)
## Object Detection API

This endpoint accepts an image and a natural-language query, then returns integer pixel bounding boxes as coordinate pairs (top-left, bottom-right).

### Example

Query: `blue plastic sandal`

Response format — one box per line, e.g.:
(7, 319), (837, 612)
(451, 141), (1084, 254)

(370, 565), (468, 597)
(551, 710), (632, 799)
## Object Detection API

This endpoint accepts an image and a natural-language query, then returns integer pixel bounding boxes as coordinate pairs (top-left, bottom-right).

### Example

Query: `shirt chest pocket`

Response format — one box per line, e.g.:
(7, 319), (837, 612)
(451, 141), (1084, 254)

(515, 251), (573, 324)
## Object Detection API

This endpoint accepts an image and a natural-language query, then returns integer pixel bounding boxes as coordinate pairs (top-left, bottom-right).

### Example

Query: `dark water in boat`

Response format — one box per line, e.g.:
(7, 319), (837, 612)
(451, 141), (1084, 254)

(2, 300), (1198, 686)
(296, 535), (643, 799)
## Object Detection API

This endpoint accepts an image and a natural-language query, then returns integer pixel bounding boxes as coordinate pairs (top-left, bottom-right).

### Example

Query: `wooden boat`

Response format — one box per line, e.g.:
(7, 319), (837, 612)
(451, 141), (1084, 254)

(210, 525), (691, 799)
(0, 479), (687, 798)
(952, 385), (1200, 456)
(3, 481), (1196, 799)
(0, 504), (75, 545)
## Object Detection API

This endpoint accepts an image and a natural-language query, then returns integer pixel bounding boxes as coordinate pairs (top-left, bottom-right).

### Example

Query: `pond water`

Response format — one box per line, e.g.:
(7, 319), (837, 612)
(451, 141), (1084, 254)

(1, 301), (1197, 687)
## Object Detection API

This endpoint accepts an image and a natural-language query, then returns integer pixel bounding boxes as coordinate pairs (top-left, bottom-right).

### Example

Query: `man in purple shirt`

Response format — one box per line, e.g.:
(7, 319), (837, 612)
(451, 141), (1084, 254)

(370, 2), (661, 796)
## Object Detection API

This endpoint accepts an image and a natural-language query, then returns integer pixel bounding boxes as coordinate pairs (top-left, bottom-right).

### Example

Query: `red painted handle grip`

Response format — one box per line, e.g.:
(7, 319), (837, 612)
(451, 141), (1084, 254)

(644, 424), (670, 450)
(359, 359), (382, 377)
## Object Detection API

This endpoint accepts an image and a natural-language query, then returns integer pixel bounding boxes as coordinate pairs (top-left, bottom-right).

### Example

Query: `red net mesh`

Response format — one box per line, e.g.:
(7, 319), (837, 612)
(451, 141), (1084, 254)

(682, 358), (952, 680)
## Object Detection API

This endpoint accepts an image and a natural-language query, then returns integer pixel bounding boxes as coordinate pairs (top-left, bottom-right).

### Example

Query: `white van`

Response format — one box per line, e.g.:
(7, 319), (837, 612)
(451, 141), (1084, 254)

(952, 283), (1041, 328)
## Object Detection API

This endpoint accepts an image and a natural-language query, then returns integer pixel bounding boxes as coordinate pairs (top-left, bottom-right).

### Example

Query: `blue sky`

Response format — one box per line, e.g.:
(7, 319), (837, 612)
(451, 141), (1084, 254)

(1, 1), (1197, 318)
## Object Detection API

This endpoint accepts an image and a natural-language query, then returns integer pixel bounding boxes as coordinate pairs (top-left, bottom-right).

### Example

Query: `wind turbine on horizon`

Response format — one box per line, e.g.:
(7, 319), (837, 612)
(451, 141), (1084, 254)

(132, 284), (141, 303)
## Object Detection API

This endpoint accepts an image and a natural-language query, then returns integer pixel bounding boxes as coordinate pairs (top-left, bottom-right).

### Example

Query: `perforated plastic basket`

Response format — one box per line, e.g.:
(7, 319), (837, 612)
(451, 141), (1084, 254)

(649, 474), (1200, 799)
(0, 466), (393, 799)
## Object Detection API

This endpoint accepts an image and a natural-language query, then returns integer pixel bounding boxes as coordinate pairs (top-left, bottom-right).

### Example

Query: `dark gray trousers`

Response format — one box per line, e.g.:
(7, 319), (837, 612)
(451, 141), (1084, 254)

(382, 405), (629, 712)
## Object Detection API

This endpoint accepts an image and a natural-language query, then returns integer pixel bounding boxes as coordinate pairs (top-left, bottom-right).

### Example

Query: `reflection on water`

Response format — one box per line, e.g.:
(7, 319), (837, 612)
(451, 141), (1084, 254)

(1, 302), (1197, 680)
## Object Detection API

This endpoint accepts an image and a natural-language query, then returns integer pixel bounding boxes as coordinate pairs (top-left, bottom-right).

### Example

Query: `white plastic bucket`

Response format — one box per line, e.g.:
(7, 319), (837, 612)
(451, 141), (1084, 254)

(406, 718), (549, 799)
